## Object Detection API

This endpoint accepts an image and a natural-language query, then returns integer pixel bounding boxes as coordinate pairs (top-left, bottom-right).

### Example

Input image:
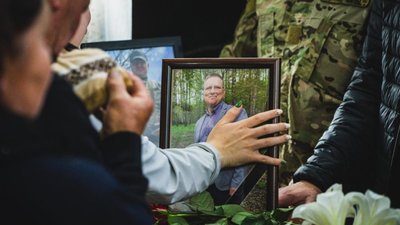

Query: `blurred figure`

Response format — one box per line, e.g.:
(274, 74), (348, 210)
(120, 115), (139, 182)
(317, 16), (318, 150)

(0, 0), (153, 224)
(279, 0), (400, 208)
(129, 50), (161, 146)
(221, 0), (371, 184)
(67, 8), (91, 50)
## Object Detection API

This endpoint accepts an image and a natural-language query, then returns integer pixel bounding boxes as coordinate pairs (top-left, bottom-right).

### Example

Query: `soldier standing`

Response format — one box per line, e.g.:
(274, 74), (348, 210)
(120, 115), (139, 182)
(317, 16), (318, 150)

(130, 50), (161, 146)
(221, 0), (372, 184)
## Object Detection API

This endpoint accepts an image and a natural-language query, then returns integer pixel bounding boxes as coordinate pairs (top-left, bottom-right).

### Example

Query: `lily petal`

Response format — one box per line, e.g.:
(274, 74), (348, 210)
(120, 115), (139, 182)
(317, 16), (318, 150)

(292, 184), (352, 225)
(345, 189), (400, 225)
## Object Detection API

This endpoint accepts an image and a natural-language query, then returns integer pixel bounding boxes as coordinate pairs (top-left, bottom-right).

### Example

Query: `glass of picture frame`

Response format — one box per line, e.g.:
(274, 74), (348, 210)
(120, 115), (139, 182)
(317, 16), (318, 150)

(81, 36), (183, 147)
(160, 58), (281, 209)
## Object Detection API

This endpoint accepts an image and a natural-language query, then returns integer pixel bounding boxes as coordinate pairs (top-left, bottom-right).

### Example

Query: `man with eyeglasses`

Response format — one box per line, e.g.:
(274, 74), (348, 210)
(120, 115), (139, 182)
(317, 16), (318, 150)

(194, 73), (248, 205)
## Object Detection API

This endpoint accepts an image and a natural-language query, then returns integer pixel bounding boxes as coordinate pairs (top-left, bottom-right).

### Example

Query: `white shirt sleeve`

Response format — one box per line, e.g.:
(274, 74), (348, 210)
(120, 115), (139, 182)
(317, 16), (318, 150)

(141, 136), (221, 204)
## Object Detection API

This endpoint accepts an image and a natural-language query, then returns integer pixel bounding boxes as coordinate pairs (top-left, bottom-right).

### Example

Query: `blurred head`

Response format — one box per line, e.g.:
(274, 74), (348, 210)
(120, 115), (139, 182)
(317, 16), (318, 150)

(69, 8), (91, 48)
(129, 50), (149, 81)
(0, 0), (52, 119)
(203, 73), (225, 109)
(46, 0), (91, 55)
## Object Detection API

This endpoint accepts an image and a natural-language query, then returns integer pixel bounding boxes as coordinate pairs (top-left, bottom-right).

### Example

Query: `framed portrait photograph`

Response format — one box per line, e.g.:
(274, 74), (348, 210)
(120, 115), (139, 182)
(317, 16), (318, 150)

(161, 58), (281, 207)
(81, 36), (183, 147)
(160, 58), (280, 148)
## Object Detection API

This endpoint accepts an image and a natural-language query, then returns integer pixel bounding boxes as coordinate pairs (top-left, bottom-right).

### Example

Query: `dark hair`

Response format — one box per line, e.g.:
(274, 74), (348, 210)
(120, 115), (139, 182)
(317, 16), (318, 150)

(0, 0), (43, 72)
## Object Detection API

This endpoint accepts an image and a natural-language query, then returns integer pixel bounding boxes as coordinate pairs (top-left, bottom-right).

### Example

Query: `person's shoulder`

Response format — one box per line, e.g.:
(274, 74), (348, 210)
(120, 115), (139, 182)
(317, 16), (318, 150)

(196, 113), (206, 121)
(195, 113), (207, 125)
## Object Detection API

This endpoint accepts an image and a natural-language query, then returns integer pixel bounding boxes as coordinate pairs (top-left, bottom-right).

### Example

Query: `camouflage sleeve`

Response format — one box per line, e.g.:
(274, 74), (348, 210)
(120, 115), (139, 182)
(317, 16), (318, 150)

(293, 0), (382, 191)
(219, 0), (258, 57)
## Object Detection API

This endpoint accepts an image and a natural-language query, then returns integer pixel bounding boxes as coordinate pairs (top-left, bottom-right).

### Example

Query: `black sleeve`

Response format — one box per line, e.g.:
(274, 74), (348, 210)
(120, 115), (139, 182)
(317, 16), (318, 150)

(100, 132), (148, 198)
(0, 157), (152, 225)
(37, 75), (101, 160)
(293, 0), (383, 192)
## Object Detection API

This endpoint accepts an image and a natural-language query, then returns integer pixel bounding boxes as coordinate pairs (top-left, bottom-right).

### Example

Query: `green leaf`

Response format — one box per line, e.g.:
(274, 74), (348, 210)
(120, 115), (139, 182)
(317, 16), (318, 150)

(241, 217), (267, 225)
(266, 218), (278, 225)
(214, 206), (225, 216)
(256, 179), (267, 189)
(188, 191), (215, 213)
(262, 211), (272, 221)
(270, 208), (293, 222)
(206, 218), (229, 225)
(220, 204), (247, 217)
(231, 212), (258, 224)
(168, 216), (190, 225)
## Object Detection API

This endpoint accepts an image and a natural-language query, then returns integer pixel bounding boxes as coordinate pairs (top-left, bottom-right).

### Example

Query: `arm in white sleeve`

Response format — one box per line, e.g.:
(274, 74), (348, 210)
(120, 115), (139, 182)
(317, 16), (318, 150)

(141, 136), (221, 204)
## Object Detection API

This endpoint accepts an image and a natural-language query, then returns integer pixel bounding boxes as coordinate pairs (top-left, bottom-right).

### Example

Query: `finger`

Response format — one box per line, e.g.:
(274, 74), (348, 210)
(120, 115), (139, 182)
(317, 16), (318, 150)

(252, 134), (291, 149)
(278, 186), (307, 207)
(216, 106), (242, 125)
(126, 72), (149, 98)
(238, 109), (283, 128)
(252, 122), (290, 137)
(107, 69), (127, 99)
(126, 72), (154, 112)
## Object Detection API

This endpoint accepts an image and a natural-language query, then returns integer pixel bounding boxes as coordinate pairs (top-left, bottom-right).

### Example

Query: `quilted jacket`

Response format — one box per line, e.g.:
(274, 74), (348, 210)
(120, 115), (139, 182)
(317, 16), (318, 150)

(294, 0), (400, 207)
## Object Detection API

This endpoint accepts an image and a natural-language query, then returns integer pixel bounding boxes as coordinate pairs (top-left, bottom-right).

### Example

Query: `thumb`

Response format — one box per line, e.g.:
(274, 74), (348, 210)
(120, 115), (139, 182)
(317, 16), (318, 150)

(217, 106), (242, 125)
(107, 69), (126, 99)
(278, 191), (292, 207)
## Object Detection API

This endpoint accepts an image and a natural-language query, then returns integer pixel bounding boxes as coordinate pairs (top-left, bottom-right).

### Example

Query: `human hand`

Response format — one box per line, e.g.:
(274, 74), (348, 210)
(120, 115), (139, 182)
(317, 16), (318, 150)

(229, 187), (237, 196)
(206, 107), (290, 168)
(102, 69), (153, 136)
(278, 181), (321, 207)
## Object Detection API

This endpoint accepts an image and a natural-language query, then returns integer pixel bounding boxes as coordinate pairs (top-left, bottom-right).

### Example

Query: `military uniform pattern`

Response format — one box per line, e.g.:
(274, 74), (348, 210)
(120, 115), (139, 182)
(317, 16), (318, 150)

(144, 80), (162, 146)
(221, 0), (371, 183)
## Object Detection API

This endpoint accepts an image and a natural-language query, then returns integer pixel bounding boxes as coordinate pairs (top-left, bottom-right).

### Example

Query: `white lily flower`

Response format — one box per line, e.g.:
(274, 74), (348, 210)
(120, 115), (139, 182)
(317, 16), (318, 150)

(345, 190), (400, 225)
(292, 184), (354, 225)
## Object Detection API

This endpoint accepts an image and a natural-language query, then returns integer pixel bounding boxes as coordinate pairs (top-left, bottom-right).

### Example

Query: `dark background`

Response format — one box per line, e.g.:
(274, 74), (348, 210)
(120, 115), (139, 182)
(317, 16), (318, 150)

(133, 0), (247, 57)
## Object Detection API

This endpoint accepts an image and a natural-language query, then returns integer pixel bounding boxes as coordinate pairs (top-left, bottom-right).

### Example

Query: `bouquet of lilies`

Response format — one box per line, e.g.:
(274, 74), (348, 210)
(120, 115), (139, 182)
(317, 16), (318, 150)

(292, 184), (400, 225)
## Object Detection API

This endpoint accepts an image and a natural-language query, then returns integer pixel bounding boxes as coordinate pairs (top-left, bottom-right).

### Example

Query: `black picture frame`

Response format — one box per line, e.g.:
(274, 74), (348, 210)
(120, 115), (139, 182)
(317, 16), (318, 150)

(81, 36), (183, 147)
(160, 58), (281, 209)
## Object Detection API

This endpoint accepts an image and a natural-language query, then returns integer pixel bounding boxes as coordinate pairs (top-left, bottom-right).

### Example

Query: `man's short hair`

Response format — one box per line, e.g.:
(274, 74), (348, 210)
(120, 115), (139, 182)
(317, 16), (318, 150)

(204, 73), (224, 88)
(129, 50), (148, 63)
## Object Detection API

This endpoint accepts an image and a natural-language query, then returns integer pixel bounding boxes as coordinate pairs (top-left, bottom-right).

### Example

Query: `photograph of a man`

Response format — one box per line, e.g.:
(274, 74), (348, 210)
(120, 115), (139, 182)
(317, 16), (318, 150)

(129, 50), (161, 146)
(194, 73), (248, 204)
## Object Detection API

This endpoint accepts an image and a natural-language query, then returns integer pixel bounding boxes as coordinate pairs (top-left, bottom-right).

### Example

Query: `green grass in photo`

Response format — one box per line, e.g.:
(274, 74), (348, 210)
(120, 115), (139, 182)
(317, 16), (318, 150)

(170, 123), (196, 148)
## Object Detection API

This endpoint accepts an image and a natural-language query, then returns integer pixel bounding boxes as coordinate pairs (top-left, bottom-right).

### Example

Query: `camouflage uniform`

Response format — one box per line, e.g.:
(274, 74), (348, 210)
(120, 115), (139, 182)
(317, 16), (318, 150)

(129, 50), (162, 146)
(144, 80), (162, 147)
(221, 0), (371, 183)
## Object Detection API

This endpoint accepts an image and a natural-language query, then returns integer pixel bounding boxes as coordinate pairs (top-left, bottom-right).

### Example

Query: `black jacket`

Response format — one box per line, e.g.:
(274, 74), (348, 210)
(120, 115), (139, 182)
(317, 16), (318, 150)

(294, 0), (400, 207)
(0, 75), (151, 220)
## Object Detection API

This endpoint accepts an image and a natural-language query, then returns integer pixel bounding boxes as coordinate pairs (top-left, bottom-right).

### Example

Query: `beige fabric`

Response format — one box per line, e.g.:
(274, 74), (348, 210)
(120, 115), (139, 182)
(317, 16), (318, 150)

(52, 48), (132, 113)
